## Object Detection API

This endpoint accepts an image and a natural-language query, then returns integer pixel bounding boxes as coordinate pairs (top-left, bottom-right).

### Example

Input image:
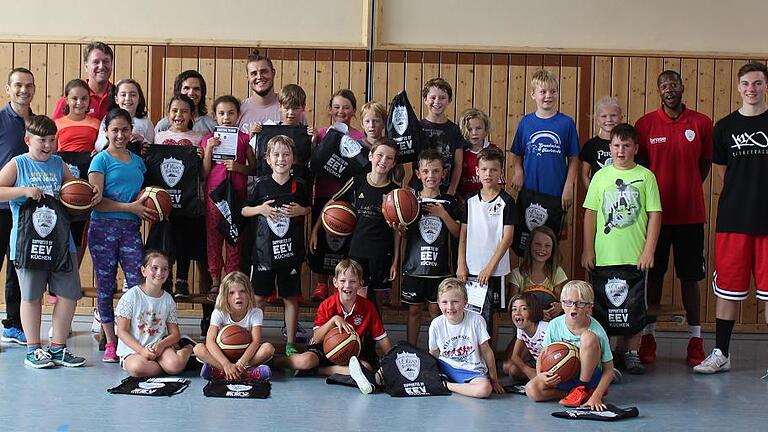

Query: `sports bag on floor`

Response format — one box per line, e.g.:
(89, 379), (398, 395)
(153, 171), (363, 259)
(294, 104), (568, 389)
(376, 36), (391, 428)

(379, 342), (450, 397)
(107, 377), (190, 396)
(203, 379), (271, 399)
(591, 265), (647, 336)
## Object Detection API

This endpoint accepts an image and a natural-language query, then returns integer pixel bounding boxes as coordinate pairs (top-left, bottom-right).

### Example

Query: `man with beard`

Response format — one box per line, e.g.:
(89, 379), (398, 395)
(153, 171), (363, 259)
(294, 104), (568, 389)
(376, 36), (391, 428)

(238, 50), (282, 135)
(52, 42), (114, 120)
(635, 70), (713, 368)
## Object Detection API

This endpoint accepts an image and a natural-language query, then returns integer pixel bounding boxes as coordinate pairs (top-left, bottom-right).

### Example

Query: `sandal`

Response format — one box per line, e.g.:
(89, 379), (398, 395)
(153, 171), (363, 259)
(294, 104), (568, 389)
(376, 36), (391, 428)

(206, 285), (220, 302)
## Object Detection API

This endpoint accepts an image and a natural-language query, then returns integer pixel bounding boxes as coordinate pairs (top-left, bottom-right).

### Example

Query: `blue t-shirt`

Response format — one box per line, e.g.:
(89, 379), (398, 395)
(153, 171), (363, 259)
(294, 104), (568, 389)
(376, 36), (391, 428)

(0, 104), (30, 210)
(543, 315), (613, 367)
(510, 112), (580, 196)
(88, 150), (146, 221)
(9, 154), (75, 257)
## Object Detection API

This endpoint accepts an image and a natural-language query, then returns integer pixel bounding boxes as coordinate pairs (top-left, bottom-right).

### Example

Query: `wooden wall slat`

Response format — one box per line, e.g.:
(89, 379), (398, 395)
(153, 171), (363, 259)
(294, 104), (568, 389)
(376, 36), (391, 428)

(349, 50), (367, 111)
(439, 52), (457, 120)
(404, 51), (423, 117)
(29, 44), (47, 116)
(473, 54), (492, 117)
(420, 52), (439, 120)
(214, 47), (233, 99)
(455, 53), (474, 118)
(230, 48), (249, 101)
(489, 54), (509, 146)
(627, 57), (647, 124)
(113, 45), (132, 82)
(45, 44), (64, 116)
(332, 50), (350, 93)
(164, 46), (182, 112)
(131, 46), (150, 97)
(371, 50), (387, 107)
(314, 50), (334, 130)
(611, 56), (629, 115)
(0, 43), (13, 106)
(14, 43), (30, 69)
(298, 49), (317, 127)
(386, 51), (405, 109)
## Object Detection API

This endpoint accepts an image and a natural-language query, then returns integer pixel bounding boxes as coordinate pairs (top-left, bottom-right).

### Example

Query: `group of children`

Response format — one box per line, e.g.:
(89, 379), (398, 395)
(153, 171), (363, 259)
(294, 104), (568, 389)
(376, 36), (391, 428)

(0, 51), (739, 411)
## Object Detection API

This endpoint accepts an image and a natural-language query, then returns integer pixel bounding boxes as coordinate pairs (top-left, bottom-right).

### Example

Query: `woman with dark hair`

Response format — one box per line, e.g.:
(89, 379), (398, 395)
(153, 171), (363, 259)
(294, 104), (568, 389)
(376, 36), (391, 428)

(154, 70), (216, 134)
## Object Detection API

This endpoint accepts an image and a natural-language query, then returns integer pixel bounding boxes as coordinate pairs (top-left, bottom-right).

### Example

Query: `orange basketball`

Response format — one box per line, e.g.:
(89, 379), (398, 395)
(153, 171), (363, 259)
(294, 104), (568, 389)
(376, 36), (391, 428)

(136, 186), (173, 221)
(321, 201), (356, 237)
(216, 324), (251, 362)
(323, 327), (361, 366)
(59, 179), (95, 214)
(540, 342), (580, 382)
(382, 188), (419, 226)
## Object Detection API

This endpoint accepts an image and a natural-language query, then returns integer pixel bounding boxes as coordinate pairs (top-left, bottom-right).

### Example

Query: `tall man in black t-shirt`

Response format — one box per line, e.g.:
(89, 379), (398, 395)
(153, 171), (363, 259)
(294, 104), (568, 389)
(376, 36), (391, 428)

(695, 62), (768, 375)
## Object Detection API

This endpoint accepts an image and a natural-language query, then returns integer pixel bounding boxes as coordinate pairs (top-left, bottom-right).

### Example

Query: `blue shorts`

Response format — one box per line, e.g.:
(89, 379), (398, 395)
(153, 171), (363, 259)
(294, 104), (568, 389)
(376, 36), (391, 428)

(555, 366), (602, 391)
(438, 359), (486, 383)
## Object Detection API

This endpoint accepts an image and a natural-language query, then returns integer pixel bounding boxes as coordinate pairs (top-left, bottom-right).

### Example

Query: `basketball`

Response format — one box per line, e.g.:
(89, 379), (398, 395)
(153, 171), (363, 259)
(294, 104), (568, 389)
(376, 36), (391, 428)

(321, 201), (356, 237)
(525, 286), (558, 311)
(323, 327), (361, 366)
(59, 179), (95, 214)
(540, 342), (580, 382)
(382, 188), (419, 226)
(136, 186), (173, 221)
(216, 324), (251, 362)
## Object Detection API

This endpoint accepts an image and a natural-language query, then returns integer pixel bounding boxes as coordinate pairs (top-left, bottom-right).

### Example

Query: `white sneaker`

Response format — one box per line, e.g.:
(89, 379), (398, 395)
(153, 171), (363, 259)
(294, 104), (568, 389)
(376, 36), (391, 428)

(91, 309), (101, 333)
(693, 348), (731, 374)
(348, 356), (373, 394)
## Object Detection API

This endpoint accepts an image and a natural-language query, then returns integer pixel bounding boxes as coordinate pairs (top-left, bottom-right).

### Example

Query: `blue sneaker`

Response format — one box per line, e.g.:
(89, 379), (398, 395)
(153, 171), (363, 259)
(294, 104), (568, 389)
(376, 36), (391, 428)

(2, 327), (27, 345)
(49, 347), (86, 367)
(25, 347), (55, 369)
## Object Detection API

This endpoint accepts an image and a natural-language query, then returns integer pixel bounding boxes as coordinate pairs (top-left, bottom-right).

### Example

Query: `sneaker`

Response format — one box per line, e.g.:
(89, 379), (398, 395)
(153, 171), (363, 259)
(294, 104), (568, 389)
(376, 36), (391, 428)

(102, 342), (118, 363)
(91, 309), (101, 333)
(639, 333), (656, 364)
(687, 337), (706, 367)
(285, 343), (298, 357)
(559, 385), (594, 407)
(174, 280), (190, 298)
(245, 365), (271, 381)
(311, 282), (328, 301)
(178, 335), (197, 349)
(25, 347), (55, 369)
(693, 348), (731, 374)
(207, 285), (220, 303)
(49, 347), (86, 367)
(348, 356), (373, 394)
(1, 327), (27, 345)
(281, 323), (310, 343)
(612, 369), (623, 384)
(624, 351), (646, 375)
(46, 293), (59, 304)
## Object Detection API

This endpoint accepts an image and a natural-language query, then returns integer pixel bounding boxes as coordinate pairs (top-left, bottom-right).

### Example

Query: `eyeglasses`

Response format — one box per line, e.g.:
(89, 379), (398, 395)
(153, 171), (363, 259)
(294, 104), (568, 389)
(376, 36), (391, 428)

(561, 300), (592, 308)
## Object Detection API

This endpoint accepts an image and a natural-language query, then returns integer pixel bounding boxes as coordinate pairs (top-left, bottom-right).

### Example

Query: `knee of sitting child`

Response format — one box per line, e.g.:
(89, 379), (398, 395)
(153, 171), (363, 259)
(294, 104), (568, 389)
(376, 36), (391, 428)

(261, 342), (276, 357)
(581, 330), (598, 350)
(293, 353), (318, 370)
(476, 380), (493, 398)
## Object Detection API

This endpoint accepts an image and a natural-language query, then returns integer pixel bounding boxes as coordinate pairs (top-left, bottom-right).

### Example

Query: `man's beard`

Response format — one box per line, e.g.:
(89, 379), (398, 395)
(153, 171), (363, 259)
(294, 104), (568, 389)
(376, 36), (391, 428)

(254, 84), (274, 98)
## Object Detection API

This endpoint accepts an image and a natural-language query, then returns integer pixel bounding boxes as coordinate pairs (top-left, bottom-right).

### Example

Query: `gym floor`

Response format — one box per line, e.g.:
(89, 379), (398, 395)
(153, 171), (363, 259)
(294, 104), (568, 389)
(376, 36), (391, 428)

(0, 315), (765, 431)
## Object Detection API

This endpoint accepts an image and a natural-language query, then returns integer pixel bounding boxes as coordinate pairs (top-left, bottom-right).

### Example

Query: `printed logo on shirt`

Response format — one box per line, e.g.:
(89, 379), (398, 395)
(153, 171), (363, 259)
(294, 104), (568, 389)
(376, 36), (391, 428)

(32, 205), (56, 238)
(419, 215), (442, 245)
(684, 129), (696, 142)
(392, 105), (408, 135)
(340, 135), (363, 158)
(66, 163), (80, 179)
(488, 201), (504, 217)
(395, 351), (421, 381)
(525, 202), (548, 231)
(729, 131), (768, 154)
(358, 192), (365, 199)
(441, 335), (477, 364)
(160, 157), (185, 188)
(602, 178), (642, 234)
(649, 137), (667, 144)
(267, 213), (290, 237)
(352, 315), (363, 326)
(326, 235), (346, 252)
(606, 277), (629, 307)
(529, 130), (563, 156)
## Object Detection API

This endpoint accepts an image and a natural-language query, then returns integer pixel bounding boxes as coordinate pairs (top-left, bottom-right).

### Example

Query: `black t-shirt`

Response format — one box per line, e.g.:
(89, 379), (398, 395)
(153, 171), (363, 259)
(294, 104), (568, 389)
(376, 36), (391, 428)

(579, 136), (612, 176)
(332, 174), (397, 258)
(713, 109), (768, 234)
(403, 193), (460, 277)
(410, 120), (467, 191)
(248, 175), (310, 270)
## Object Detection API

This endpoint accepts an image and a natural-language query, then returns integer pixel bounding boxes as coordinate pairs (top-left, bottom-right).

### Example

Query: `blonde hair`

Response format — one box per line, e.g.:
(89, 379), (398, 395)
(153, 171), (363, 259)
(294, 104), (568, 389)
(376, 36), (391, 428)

(214, 271), (256, 315)
(531, 69), (559, 92)
(560, 280), (594, 304)
(595, 96), (622, 116)
(458, 108), (491, 141)
(361, 101), (386, 122)
(334, 259), (364, 281)
(437, 277), (467, 302)
(266, 134), (296, 157)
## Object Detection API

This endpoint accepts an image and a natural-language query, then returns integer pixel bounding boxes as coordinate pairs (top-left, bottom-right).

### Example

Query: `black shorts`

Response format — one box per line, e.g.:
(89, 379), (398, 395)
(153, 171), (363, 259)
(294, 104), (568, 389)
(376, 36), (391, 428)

(306, 343), (336, 368)
(400, 275), (442, 304)
(251, 267), (301, 298)
(350, 254), (392, 292)
(649, 224), (705, 282)
(307, 335), (379, 368)
(170, 215), (207, 263)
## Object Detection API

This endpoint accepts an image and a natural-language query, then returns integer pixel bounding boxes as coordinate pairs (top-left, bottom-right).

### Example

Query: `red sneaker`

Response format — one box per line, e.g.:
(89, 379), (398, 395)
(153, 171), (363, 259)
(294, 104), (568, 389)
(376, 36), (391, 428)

(311, 282), (328, 301)
(639, 333), (657, 364)
(687, 337), (706, 366)
(559, 385), (595, 407)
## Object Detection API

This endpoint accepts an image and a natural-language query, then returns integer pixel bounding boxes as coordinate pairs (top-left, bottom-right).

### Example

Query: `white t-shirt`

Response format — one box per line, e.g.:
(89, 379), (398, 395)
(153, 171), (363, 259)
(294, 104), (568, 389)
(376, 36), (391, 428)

(95, 116), (155, 151)
(210, 307), (264, 330)
(428, 310), (490, 374)
(516, 320), (548, 360)
(115, 286), (178, 358)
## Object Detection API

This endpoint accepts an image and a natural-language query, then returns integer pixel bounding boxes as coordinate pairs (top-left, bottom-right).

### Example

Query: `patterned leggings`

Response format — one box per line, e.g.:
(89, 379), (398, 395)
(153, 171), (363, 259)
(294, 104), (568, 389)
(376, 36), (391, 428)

(88, 218), (144, 324)
(206, 194), (241, 281)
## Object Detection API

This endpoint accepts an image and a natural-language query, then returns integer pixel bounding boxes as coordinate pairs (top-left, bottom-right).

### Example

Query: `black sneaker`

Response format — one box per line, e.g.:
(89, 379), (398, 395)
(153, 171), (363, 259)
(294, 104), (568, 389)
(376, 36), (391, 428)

(624, 351), (646, 375)
(174, 280), (190, 298)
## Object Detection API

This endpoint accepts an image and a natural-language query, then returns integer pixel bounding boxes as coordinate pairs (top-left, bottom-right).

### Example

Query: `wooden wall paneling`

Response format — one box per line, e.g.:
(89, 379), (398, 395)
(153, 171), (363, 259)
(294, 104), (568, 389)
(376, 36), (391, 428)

(230, 48), (249, 101)
(386, 51), (405, 107)
(506, 55), (526, 175)
(45, 44), (64, 116)
(663, 57), (682, 74)
(404, 51), (423, 115)
(592, 56), (612, 135)
(559, 55), (578, 278)
(164, 46), (182, 115)
(113, 45), (132, 86)
(29, 44), (47, 116)
(148, 46), (165, 123)
(696, 58), (715, 322)
(131, 46), (150, 99)
(180, 46), (199, 74)
(314, 50), (334, 130)
(0, 43), (13, 106)
(455, 53), (474, 118)
(197, 47), (217, 111)
(282, 49), (301, 94)
(644, 58), (664, 112)
(14, 43), (30, 69)
(371, 50), (388, 107)
(349, 50), (367, 106)
(63, 44), (83, 84)
(611, 56), (629, 115)
(572, 55), (593, 282)
(333, 50), (350, 92)
(419, 52), (439, 119)
(439, 52), (457, 120)
(489, 54), (509, 147)
(473, 54), (492, 118)
(680, 58), (698, 109)
(627, 57), (647, 124)
(214, 48), (233, 99)
(266, 48), (284, 95)
(523, 55), (543, 115)
(298, 50), (317, 127)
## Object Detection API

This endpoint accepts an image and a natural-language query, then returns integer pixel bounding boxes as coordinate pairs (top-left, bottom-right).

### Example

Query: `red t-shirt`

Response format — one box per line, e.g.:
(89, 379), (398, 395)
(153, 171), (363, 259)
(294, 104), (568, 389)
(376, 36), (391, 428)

(313, 292), (387, 341)
(54, 116), (100, 152)
(52, 81), (113, 121)
(459, 141), (505, 198)
(635, 106), (713, 224)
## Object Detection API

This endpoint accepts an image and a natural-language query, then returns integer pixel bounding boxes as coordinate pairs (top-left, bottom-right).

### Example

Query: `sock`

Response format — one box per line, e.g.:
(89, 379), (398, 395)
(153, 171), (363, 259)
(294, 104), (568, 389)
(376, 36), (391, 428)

(688, 325), (702, 339)
(27, 343), (41, 354)
(715, 318), (735, 357)
(49, 342), (65, 353)
(643, 323), (656, 336)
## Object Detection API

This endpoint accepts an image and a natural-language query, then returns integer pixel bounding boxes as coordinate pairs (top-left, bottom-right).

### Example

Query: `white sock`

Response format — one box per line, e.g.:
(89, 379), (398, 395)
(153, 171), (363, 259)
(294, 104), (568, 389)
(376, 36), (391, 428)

(643, 323), (656, 336)
(689, 325), (701, 338)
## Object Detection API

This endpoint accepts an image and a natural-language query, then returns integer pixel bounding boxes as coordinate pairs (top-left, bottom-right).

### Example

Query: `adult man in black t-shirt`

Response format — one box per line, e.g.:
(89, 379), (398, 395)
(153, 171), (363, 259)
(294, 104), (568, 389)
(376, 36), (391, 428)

(695, 62), (768, 375)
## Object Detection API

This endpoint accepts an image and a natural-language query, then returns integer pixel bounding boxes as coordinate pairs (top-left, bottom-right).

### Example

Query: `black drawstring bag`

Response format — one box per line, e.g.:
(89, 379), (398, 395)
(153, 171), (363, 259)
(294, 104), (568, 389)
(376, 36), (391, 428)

(386, 90), (426, 164)
(552, 404), (640, 421)
(253, 124), (312, 182)
(512, 188), (566, 257)
(591, 265), (647, 336)
(379, 342), (451, 397)
(14, 196), (72, 272)
(209, 174), (243, 246)
(107, 377), (191, 397)
(203, 379), (271, 399)
(143, 144), (203, 217)
(310, 126), (370, 181)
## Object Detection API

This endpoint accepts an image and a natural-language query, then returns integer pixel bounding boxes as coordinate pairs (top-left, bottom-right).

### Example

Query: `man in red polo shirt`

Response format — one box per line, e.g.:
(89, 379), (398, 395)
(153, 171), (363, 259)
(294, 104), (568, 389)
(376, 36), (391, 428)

(52, 42), (113, 120)
(635, 70), (713, 367)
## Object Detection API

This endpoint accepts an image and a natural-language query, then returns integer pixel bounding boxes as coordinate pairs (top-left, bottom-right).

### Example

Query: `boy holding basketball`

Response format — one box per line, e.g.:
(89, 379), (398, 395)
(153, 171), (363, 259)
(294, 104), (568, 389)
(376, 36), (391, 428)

(275, 259), (393, 394)
(401, 149), (461, 345)
(525, 280), (614, 410)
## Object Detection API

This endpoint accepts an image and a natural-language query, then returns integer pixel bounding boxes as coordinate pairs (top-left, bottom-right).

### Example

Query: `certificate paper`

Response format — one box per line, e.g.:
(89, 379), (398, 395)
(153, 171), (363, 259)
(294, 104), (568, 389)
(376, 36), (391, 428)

(213, 126), (238, 161)
(465, 278), (488, 314)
